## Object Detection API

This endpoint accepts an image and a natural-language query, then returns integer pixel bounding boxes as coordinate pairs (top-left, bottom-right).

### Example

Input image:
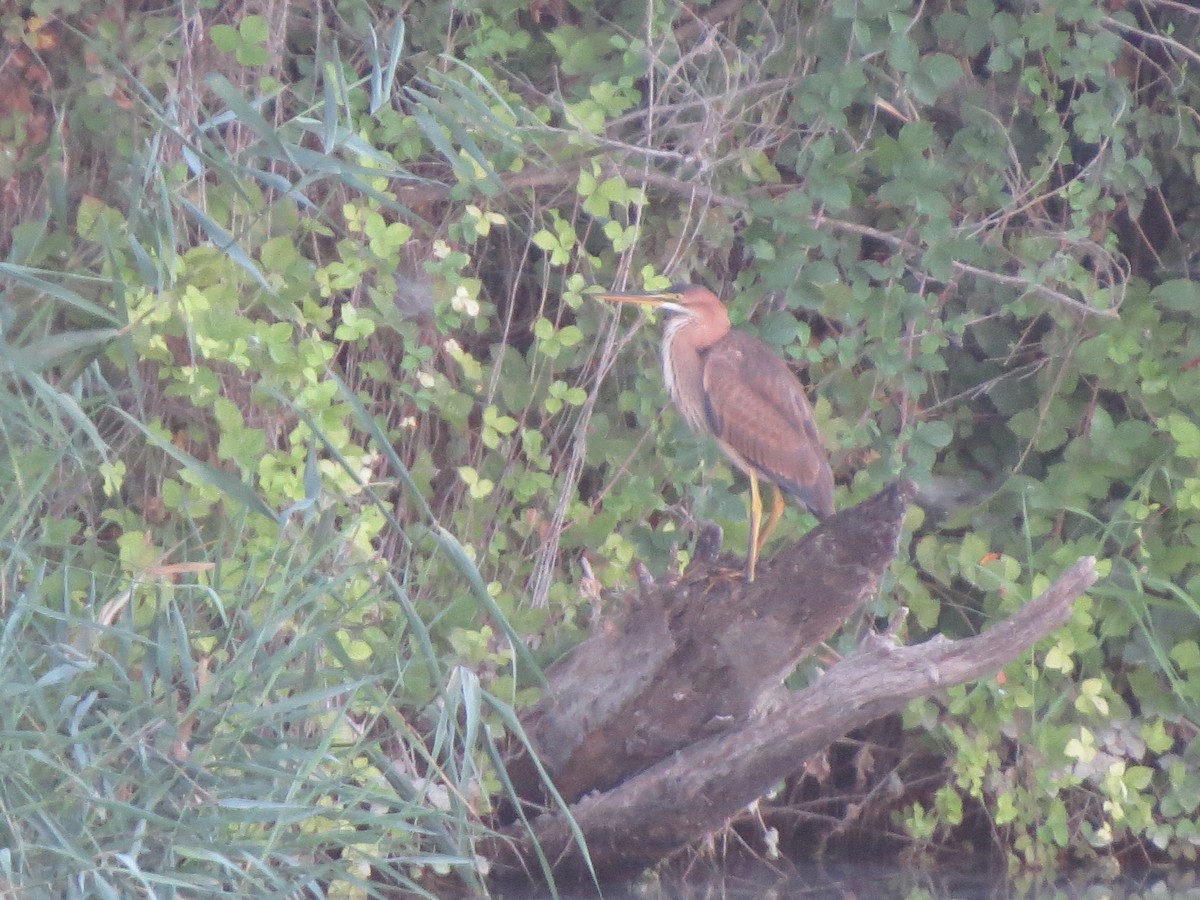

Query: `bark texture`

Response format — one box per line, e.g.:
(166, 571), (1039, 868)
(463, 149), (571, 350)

(489, 481), (1096, 886)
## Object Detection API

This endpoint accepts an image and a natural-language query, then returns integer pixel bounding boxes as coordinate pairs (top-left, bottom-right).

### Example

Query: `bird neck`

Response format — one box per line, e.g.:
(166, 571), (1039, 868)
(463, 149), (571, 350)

(661, 316), (719, 434)
(675, 305), (730, 350)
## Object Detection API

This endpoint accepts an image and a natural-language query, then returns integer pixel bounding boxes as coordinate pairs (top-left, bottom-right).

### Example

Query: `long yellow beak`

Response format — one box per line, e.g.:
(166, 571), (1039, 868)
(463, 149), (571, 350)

(593, 290), (682, 311)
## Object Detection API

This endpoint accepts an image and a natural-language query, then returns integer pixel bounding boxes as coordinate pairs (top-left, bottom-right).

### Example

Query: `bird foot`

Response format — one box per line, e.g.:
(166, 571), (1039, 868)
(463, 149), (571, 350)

(708, 563), (750, 585)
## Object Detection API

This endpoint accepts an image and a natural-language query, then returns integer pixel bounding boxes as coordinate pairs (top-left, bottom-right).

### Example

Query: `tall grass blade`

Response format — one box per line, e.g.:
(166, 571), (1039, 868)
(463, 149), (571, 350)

(177, 198), (274, 293)
(369, 18), (406, 114)
(1, 329), (120, 374)
(0, 263), (121, 325)
(205, 74), (292, 162)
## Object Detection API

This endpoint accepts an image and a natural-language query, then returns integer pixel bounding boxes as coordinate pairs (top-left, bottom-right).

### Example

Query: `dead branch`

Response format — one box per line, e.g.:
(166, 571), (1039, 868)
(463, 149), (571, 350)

(486, 479), (1096, 885)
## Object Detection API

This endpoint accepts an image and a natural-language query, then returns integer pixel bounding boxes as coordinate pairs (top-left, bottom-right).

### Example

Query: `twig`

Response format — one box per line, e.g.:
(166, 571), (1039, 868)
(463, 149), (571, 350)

(1101, 14), (1200, 69)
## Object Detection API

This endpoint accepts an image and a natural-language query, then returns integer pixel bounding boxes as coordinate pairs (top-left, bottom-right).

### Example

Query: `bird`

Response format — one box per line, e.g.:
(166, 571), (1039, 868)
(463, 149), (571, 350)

(596, 283), (834, 582)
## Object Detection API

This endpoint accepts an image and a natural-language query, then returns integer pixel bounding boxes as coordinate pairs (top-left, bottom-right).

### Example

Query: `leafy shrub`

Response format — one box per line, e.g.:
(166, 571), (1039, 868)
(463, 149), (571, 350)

(3, 0), (1200, 891)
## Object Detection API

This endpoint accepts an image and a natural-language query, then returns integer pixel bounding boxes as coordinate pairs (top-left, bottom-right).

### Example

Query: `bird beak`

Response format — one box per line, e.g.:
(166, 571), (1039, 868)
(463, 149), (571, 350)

(594, 290), (683, 314)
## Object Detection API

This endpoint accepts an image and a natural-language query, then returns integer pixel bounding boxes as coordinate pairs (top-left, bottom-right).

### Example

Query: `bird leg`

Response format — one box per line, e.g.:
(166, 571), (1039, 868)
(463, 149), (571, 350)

(745, 469), (762, 583)
(755, 484), (787, 553)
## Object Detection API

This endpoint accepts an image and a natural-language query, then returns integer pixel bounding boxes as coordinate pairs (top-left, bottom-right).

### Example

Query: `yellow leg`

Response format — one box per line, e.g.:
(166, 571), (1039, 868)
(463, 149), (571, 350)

(756, 484), (786, 552)
(745, 469), (762, 583)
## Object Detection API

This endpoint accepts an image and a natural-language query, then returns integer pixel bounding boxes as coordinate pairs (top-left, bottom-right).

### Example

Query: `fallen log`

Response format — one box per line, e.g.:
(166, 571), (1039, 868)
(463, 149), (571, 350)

(489, 480), (1097, 885)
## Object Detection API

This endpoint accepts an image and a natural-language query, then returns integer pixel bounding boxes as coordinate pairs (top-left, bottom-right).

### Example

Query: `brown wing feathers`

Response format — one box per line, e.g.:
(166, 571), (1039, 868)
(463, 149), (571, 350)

(701, 332), (834, 518)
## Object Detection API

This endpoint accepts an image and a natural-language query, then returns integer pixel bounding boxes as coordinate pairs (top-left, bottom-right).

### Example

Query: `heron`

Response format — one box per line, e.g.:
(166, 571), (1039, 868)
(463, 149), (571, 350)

(596, 283), (834, 582)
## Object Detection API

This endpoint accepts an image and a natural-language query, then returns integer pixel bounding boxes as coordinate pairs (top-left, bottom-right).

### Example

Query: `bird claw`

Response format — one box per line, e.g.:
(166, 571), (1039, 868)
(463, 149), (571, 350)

(711, 563), (750, 584)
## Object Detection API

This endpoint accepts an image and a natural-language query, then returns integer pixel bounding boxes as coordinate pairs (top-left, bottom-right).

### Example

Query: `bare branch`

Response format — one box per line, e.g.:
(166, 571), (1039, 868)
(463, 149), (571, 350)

(1101, 14), (1200, 69)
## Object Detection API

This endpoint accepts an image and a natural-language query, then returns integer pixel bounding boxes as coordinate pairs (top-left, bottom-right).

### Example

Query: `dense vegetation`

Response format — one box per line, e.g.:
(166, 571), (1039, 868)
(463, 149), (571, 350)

(2, 0), (1200, 894)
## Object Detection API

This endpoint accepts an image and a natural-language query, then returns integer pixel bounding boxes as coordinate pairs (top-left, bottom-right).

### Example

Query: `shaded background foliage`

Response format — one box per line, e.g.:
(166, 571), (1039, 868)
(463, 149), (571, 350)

(3, 0), (1200, 893)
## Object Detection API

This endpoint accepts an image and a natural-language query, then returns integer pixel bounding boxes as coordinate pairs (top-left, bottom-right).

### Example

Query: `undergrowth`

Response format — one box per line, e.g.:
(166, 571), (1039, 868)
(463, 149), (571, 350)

(3, 0), (1200, 893)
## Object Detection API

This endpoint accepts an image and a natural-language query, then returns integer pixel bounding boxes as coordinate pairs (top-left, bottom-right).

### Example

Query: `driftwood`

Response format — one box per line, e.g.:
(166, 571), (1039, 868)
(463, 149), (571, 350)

(488, 481), (1097, 885)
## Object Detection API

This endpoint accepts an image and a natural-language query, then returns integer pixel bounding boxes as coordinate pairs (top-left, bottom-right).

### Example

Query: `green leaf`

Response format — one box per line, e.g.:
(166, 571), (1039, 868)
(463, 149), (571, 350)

(531, 230), (559, 252)
(178, 197), (274, 293)
(545, 25), (610, 77)
(1152, 279), (1200, 312)
(1170, 639), (1200, 671)
(919, 52), (965, 93)
(1142, 719), (1174, 754)
(1044, 643), (1074, 674)
(556, 324), (583, 347)
(75, 195), (125, 239)
(1166, 413), (1200, 460)
(210, 24), (240, 52)
(237, 44), (270, 67)
(429, 526), (544, 684)
(887, 33), (918, 73)
(917, 420), (954, 448)
(757, 312), (802, 347)
(1064, 728), (1095, 762)
(113, 409), (278, 521)
(1124, 765), (1154, 791)
(240, 14), (269, 44)
(487, 412), (518, 435)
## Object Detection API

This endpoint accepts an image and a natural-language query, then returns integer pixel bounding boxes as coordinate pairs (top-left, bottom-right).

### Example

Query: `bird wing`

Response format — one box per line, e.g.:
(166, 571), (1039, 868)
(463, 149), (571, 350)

(701, 330), (834, 518)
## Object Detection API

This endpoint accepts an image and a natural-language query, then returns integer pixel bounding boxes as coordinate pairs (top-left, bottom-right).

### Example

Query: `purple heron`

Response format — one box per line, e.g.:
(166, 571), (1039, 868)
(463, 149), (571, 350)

(597, 283), (834, 582)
